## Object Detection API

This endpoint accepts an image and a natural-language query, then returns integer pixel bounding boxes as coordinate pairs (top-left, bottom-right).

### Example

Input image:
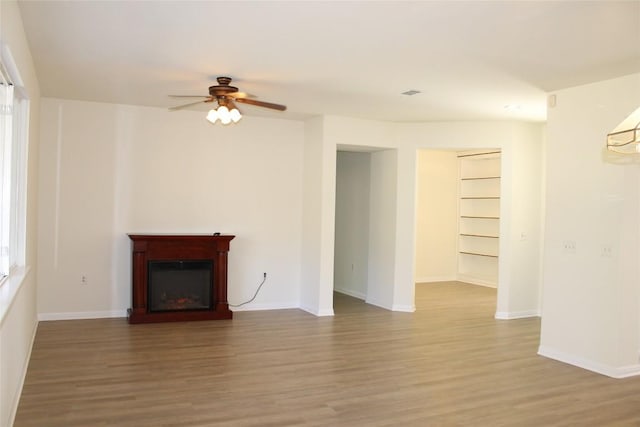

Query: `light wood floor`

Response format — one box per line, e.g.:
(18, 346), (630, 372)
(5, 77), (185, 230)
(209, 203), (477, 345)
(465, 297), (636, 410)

(14, 282), (640, 426)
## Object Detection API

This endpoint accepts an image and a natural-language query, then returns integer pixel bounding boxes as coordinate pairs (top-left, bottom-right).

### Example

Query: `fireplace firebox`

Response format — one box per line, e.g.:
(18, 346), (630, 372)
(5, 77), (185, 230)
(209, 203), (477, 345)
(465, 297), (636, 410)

(148, 260), (213, 312)
(128, 234), (234, 323)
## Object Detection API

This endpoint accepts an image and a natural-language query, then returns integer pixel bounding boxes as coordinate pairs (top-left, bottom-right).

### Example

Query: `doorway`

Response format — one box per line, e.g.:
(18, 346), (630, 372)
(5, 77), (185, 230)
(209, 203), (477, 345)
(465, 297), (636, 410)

(415, 149), (502, 305)
(333, 148), (399, 310)
(333, 150), (371, 301)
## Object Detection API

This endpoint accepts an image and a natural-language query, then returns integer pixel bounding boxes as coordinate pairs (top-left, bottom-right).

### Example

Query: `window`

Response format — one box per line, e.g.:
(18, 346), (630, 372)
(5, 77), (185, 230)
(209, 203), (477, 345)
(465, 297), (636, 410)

(0, 46), (28, 281)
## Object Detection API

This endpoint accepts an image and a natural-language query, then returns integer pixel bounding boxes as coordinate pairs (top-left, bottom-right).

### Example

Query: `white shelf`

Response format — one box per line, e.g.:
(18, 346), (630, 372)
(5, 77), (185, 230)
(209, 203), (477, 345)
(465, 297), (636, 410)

(461, 176), (501, 181)
(460, 233), (499, 238)
(459, 251), (499, 258)
(457, 152), (501, 286)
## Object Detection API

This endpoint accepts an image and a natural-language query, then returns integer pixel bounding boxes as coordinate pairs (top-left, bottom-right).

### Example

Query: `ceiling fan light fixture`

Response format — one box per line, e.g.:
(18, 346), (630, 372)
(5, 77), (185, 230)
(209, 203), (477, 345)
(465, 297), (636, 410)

(170, 76), (283, 124)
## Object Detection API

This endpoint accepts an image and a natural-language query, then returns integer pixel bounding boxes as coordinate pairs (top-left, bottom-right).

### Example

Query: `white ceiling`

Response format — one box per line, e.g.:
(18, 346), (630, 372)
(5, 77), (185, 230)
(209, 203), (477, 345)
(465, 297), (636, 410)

(17, 1), (640, 123)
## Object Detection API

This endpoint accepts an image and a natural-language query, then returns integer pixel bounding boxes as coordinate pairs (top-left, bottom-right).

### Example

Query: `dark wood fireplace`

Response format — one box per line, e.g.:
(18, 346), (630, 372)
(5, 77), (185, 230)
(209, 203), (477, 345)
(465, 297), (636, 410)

(127, 234), (234, 323)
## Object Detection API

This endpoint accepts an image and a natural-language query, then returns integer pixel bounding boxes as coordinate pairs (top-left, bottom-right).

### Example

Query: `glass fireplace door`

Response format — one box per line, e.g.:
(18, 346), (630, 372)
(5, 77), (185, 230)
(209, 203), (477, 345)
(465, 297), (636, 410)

(148, 260), (214, 312)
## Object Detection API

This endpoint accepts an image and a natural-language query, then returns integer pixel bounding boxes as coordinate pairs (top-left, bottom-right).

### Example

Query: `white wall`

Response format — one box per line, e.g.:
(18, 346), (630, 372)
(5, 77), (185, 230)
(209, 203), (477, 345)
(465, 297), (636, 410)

(0, 1), (41, 425)
(392, 144), (419, 311)
(37, 98), (305, 318)
(415, 150), (458, 283)
(499, 124), (544, 318)
(301, 117), (323, 314)
(35, 107), (543, 323)
(539, 73), (640, 378)
(366, 149), (398, 309)
(334, 151), (370, 299)
(300, 116), (335, 316)
(320, 118), (544, 317)
(323, 117), (418, 312)
(323, 116), (417, 312)
(401, 122), (544, 318)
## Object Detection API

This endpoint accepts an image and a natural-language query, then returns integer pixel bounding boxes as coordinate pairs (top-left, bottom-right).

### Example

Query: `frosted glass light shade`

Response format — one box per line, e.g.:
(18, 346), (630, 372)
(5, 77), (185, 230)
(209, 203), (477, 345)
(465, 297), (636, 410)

(217, 106), (231, 124)
(206, 109), (218, 124)
(607, 107), (640, 154)
(230, 108), (242, 123)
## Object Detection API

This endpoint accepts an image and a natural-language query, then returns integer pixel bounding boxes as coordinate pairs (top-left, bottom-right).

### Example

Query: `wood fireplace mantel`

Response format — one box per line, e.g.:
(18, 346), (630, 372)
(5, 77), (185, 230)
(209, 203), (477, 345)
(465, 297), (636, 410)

(127, 234), (234, 324)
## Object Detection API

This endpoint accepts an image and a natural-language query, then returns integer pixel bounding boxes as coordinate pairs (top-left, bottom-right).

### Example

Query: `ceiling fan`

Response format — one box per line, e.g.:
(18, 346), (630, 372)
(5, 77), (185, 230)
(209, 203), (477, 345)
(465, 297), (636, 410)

(169, 76), (286, 124)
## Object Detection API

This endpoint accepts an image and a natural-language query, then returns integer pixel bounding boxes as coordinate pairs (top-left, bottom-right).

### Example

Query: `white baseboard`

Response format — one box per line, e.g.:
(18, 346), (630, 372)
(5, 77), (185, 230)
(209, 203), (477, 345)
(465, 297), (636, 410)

(457, 274), (497, 288)
(495, 310), (540, 320)
(392, 304), (416, 313)
(39, 304), (331, 319)
(8, 316), (38, 427)
(230, 302), (298, 312)
(335, 290), (414, 312)
(365, 298), (393, 311)
(333, 287), (366, 300)
(538, 345), (640, 379)
(299, 304), (335, 317)
(414, 275), (457, 284)
(38, 310), (127, 321)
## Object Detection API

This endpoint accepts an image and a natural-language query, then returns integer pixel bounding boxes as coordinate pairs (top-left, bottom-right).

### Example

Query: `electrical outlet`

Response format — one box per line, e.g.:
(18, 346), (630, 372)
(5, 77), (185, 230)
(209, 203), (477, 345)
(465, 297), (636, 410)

(563, 241), (576, 254)
(263, 272), (267, 279)
(601, 245), (613, 258)
(81, 275), (88, 285)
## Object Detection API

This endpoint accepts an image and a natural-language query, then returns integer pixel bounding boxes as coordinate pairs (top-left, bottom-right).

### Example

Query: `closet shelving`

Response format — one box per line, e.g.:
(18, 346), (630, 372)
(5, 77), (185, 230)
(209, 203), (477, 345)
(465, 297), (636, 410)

(458, 150), (501, 286)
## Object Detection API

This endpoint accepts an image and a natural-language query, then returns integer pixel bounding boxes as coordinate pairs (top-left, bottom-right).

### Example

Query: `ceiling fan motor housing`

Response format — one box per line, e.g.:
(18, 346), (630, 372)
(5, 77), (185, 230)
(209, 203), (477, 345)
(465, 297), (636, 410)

(209, 76), (238, 97)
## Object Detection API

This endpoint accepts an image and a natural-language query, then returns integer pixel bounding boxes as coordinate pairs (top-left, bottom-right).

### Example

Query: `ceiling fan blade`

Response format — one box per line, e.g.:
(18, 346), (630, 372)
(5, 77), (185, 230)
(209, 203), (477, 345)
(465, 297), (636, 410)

(228, 92), (255, 99)
(235, 97), (286, 111)
(168, 97), (214, 111)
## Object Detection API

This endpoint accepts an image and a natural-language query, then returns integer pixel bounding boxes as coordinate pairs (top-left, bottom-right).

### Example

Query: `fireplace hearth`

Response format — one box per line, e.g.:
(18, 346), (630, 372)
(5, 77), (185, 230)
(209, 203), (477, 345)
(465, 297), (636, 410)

(128, 234), (234, 323)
